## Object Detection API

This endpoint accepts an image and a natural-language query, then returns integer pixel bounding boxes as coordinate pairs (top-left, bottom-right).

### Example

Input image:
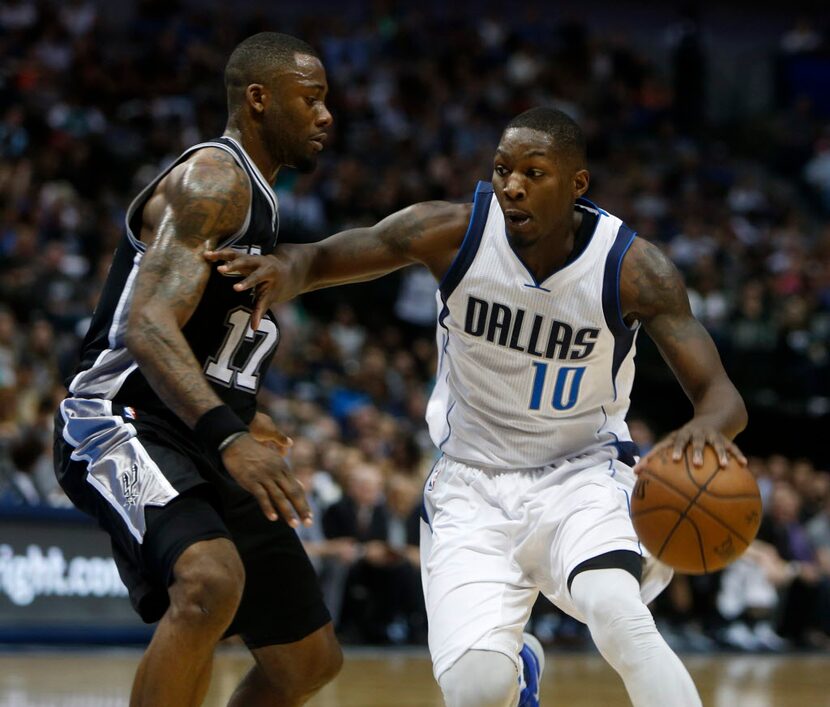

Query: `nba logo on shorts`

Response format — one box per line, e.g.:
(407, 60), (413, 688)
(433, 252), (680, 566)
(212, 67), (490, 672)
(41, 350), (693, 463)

(426, 467), (442, 492)
(123, 406), (137, 420)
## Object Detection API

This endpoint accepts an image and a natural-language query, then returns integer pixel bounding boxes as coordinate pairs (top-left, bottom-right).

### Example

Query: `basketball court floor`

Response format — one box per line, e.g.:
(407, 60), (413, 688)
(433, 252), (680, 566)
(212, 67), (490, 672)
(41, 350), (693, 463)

(1, 648), (828, 706)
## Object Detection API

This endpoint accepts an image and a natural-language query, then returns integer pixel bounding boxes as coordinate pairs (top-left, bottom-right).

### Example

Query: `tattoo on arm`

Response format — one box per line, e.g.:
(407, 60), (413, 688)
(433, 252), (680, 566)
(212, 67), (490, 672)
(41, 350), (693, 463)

(622, 238), (695, 344)
(126, 150), (250, 427)
(621, 238), (746, 433)
(311, 201), (469, 287)
(378, 203), (444, 257)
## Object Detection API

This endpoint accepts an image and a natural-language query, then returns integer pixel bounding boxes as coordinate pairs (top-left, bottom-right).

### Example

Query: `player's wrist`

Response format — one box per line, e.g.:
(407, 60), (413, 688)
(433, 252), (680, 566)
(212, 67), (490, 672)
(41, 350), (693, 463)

(218, 430), (248, 454)
(194, 404), (248, 454)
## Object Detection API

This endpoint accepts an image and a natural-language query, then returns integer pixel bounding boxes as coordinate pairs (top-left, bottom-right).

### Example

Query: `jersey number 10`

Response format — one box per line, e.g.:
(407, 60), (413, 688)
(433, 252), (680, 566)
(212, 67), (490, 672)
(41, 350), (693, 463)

(528, 362), (586, 411)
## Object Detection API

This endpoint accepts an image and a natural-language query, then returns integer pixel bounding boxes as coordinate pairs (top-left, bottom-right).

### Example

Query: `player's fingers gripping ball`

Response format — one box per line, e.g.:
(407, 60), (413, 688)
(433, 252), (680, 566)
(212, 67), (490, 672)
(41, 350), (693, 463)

(631, 445), (762, 574)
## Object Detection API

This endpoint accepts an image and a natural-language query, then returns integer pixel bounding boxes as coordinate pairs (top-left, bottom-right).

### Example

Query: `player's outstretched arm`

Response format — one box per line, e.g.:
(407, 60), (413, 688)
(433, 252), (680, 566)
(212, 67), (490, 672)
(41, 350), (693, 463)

(125, 150), (310, 526)
(619, 237), (748, 470)
(205, 201), (470, 328)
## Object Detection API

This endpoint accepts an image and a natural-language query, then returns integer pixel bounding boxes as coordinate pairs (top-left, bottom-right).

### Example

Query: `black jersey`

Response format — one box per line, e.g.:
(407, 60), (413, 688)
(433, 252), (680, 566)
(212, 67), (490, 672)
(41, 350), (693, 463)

(67, 137), (280, 424)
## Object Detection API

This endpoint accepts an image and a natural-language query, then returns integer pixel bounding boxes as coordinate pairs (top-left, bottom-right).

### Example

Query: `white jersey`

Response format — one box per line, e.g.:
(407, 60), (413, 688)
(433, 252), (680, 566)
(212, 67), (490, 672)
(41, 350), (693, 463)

(426, 181), (640, 469)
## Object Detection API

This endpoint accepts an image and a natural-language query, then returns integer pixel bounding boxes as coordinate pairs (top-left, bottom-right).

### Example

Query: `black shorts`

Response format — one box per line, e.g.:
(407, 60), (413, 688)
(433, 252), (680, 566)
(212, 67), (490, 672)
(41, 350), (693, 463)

(54, 398), (330, 648)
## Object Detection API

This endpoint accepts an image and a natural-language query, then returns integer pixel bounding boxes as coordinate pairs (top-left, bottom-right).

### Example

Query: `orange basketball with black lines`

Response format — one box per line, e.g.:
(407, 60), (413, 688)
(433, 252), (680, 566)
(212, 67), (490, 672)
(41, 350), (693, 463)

(631, 445), (761, 574)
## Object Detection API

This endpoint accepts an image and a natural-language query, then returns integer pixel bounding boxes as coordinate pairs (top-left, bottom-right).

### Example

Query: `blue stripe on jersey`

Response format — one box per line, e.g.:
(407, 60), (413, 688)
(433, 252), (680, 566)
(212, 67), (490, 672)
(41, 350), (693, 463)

(438, 181), (493, 300)
(601, 223), (637, 399)
(598, 406), (640, 466)
(613, 440), (639, 467)
(576, 195), (609, 216)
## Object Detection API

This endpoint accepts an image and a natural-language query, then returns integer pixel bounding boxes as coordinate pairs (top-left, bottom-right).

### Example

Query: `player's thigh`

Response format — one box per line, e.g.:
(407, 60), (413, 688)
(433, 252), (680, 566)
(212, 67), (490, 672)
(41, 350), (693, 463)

(55, 407), (231, 622)
(421, 516), (535, 681)
(221, 495), (332, 648)
(535, 472), (647, 621)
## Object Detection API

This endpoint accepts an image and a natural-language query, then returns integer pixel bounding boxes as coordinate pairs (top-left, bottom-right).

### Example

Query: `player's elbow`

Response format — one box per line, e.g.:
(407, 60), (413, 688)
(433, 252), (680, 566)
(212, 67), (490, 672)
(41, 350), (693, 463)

(124, 308), (164, 363)
(124, 317), (148, 361)
(733, 392), (749, 436)
(723, 383), (748, 438)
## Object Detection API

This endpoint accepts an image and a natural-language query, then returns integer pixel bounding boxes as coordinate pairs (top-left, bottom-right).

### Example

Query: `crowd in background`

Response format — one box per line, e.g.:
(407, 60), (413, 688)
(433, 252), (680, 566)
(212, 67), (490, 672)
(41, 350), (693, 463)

(1, 0), (829, 651)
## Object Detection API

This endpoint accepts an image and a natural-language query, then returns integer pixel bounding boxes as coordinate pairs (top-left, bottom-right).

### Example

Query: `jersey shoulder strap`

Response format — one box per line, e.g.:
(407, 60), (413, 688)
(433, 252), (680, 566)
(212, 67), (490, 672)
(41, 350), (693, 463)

(439, 181), (494, 300)
(123, 140), (253, 253)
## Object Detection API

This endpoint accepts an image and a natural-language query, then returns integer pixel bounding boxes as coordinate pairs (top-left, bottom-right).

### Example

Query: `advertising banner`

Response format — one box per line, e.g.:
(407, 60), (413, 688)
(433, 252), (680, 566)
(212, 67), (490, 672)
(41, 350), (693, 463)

(0, 508), (152, 643)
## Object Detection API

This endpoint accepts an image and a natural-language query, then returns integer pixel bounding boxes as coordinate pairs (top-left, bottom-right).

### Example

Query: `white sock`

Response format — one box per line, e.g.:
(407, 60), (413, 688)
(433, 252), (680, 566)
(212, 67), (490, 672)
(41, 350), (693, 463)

(570, 568), (701, 707)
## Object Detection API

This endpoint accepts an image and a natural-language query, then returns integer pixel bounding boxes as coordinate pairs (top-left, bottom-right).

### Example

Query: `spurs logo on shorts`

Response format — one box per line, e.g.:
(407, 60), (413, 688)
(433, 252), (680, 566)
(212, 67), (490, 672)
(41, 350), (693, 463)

(121, 464), (140, 508)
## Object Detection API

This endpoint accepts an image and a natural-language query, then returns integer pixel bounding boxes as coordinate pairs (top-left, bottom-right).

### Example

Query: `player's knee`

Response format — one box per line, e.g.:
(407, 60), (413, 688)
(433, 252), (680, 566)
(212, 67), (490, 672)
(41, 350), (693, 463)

(439, 651), (518, 707)
(169, 539), (245, 629)
(572, 568), (639, 620)
(592, 604), (656, 665)
(254, 627), (342, 703)
(571, 569), (658, 664)
(305, 639), (343, 691)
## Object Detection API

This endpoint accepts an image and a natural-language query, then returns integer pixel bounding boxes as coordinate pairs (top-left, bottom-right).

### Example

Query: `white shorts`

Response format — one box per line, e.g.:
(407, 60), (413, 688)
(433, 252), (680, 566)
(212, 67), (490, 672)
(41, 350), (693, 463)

(420, 452), (673, 680)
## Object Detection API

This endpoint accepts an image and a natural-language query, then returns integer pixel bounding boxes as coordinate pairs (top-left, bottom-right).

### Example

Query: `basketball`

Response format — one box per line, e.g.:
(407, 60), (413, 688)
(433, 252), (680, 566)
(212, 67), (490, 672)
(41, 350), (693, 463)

(631, 445), (762, 574)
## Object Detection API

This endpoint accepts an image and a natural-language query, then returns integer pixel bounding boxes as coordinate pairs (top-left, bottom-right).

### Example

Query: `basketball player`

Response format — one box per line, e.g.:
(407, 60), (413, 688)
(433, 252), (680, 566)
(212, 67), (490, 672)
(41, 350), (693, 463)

(208, 108), (748, 707)
(54, 33), (342, 706)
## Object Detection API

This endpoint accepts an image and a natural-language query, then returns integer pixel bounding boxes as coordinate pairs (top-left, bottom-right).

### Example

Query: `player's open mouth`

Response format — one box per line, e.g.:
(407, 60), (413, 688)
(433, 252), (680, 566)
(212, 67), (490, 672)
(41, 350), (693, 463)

(505, 210), (531, 228)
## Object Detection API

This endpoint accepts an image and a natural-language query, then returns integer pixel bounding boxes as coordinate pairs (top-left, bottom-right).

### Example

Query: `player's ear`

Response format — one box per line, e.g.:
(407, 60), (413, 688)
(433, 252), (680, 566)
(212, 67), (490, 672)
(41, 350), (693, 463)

(573, 169), (589, 199)
(246, 84), (267, 115)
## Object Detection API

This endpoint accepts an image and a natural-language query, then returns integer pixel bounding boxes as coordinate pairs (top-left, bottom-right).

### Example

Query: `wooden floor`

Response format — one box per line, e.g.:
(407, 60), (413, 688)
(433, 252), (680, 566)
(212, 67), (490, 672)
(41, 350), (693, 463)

(1, 648), (829, 706)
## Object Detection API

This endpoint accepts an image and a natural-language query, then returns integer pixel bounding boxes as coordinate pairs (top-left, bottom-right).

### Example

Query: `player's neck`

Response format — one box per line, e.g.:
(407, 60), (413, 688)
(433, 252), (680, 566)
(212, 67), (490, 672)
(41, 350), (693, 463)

(223, 124), (281, 184)
(509, 210), (582, 282)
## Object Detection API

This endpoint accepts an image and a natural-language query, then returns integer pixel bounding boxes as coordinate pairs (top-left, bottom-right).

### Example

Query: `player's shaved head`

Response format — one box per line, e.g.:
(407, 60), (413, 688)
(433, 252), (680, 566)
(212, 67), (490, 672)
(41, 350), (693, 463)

(224, 32), (319, 112)
(504, 107), (587, 168)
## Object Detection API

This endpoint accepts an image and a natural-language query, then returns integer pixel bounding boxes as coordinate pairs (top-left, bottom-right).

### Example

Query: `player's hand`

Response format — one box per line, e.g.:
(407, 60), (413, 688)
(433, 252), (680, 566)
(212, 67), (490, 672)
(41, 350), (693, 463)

(205, 250), (288, 329)
(634, 420), (747, 475)
(249, 411), (293, 456)
(221, 433), (312, 527)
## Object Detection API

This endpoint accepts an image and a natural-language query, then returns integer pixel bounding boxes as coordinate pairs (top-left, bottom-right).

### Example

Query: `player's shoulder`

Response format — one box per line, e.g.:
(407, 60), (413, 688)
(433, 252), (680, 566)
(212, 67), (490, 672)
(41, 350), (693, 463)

(620, 236), (688, 322)
(171, 145), (249, 197)
(148, 145), (250, 237)
(622, 236), (679, 281)
(158, 145), (249, 211)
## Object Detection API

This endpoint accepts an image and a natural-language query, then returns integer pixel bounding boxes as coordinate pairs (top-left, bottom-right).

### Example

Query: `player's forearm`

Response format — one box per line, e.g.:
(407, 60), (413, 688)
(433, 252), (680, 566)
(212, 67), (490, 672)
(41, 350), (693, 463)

(689, 378), (748, 440)
(125, 310), (224, 427)
(303, 225), (410, 292)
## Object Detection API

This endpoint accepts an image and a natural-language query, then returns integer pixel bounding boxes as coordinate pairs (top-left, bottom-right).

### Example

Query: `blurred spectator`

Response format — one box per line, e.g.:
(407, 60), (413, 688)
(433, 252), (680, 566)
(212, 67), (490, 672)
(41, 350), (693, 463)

(779, 17), (823, 55)
(322, 464), (424, 643)
(382, 473), (426, 642)
(716, 544), (789, 651)
(804, 135), (830, 213)
(394, 265), (438, 341)
(0, 429), (46, 506)
(757, 482), (829, 647)
(292, 436), (358, 626)
(323, 463), (394, 642)
(806, 489), (830, 636)
(628, 418), (655, 456)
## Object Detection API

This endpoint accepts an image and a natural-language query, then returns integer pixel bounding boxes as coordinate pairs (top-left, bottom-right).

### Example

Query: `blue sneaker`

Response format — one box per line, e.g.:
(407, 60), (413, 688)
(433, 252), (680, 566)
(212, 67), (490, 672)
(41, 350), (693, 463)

(518, 632), (544, 706)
